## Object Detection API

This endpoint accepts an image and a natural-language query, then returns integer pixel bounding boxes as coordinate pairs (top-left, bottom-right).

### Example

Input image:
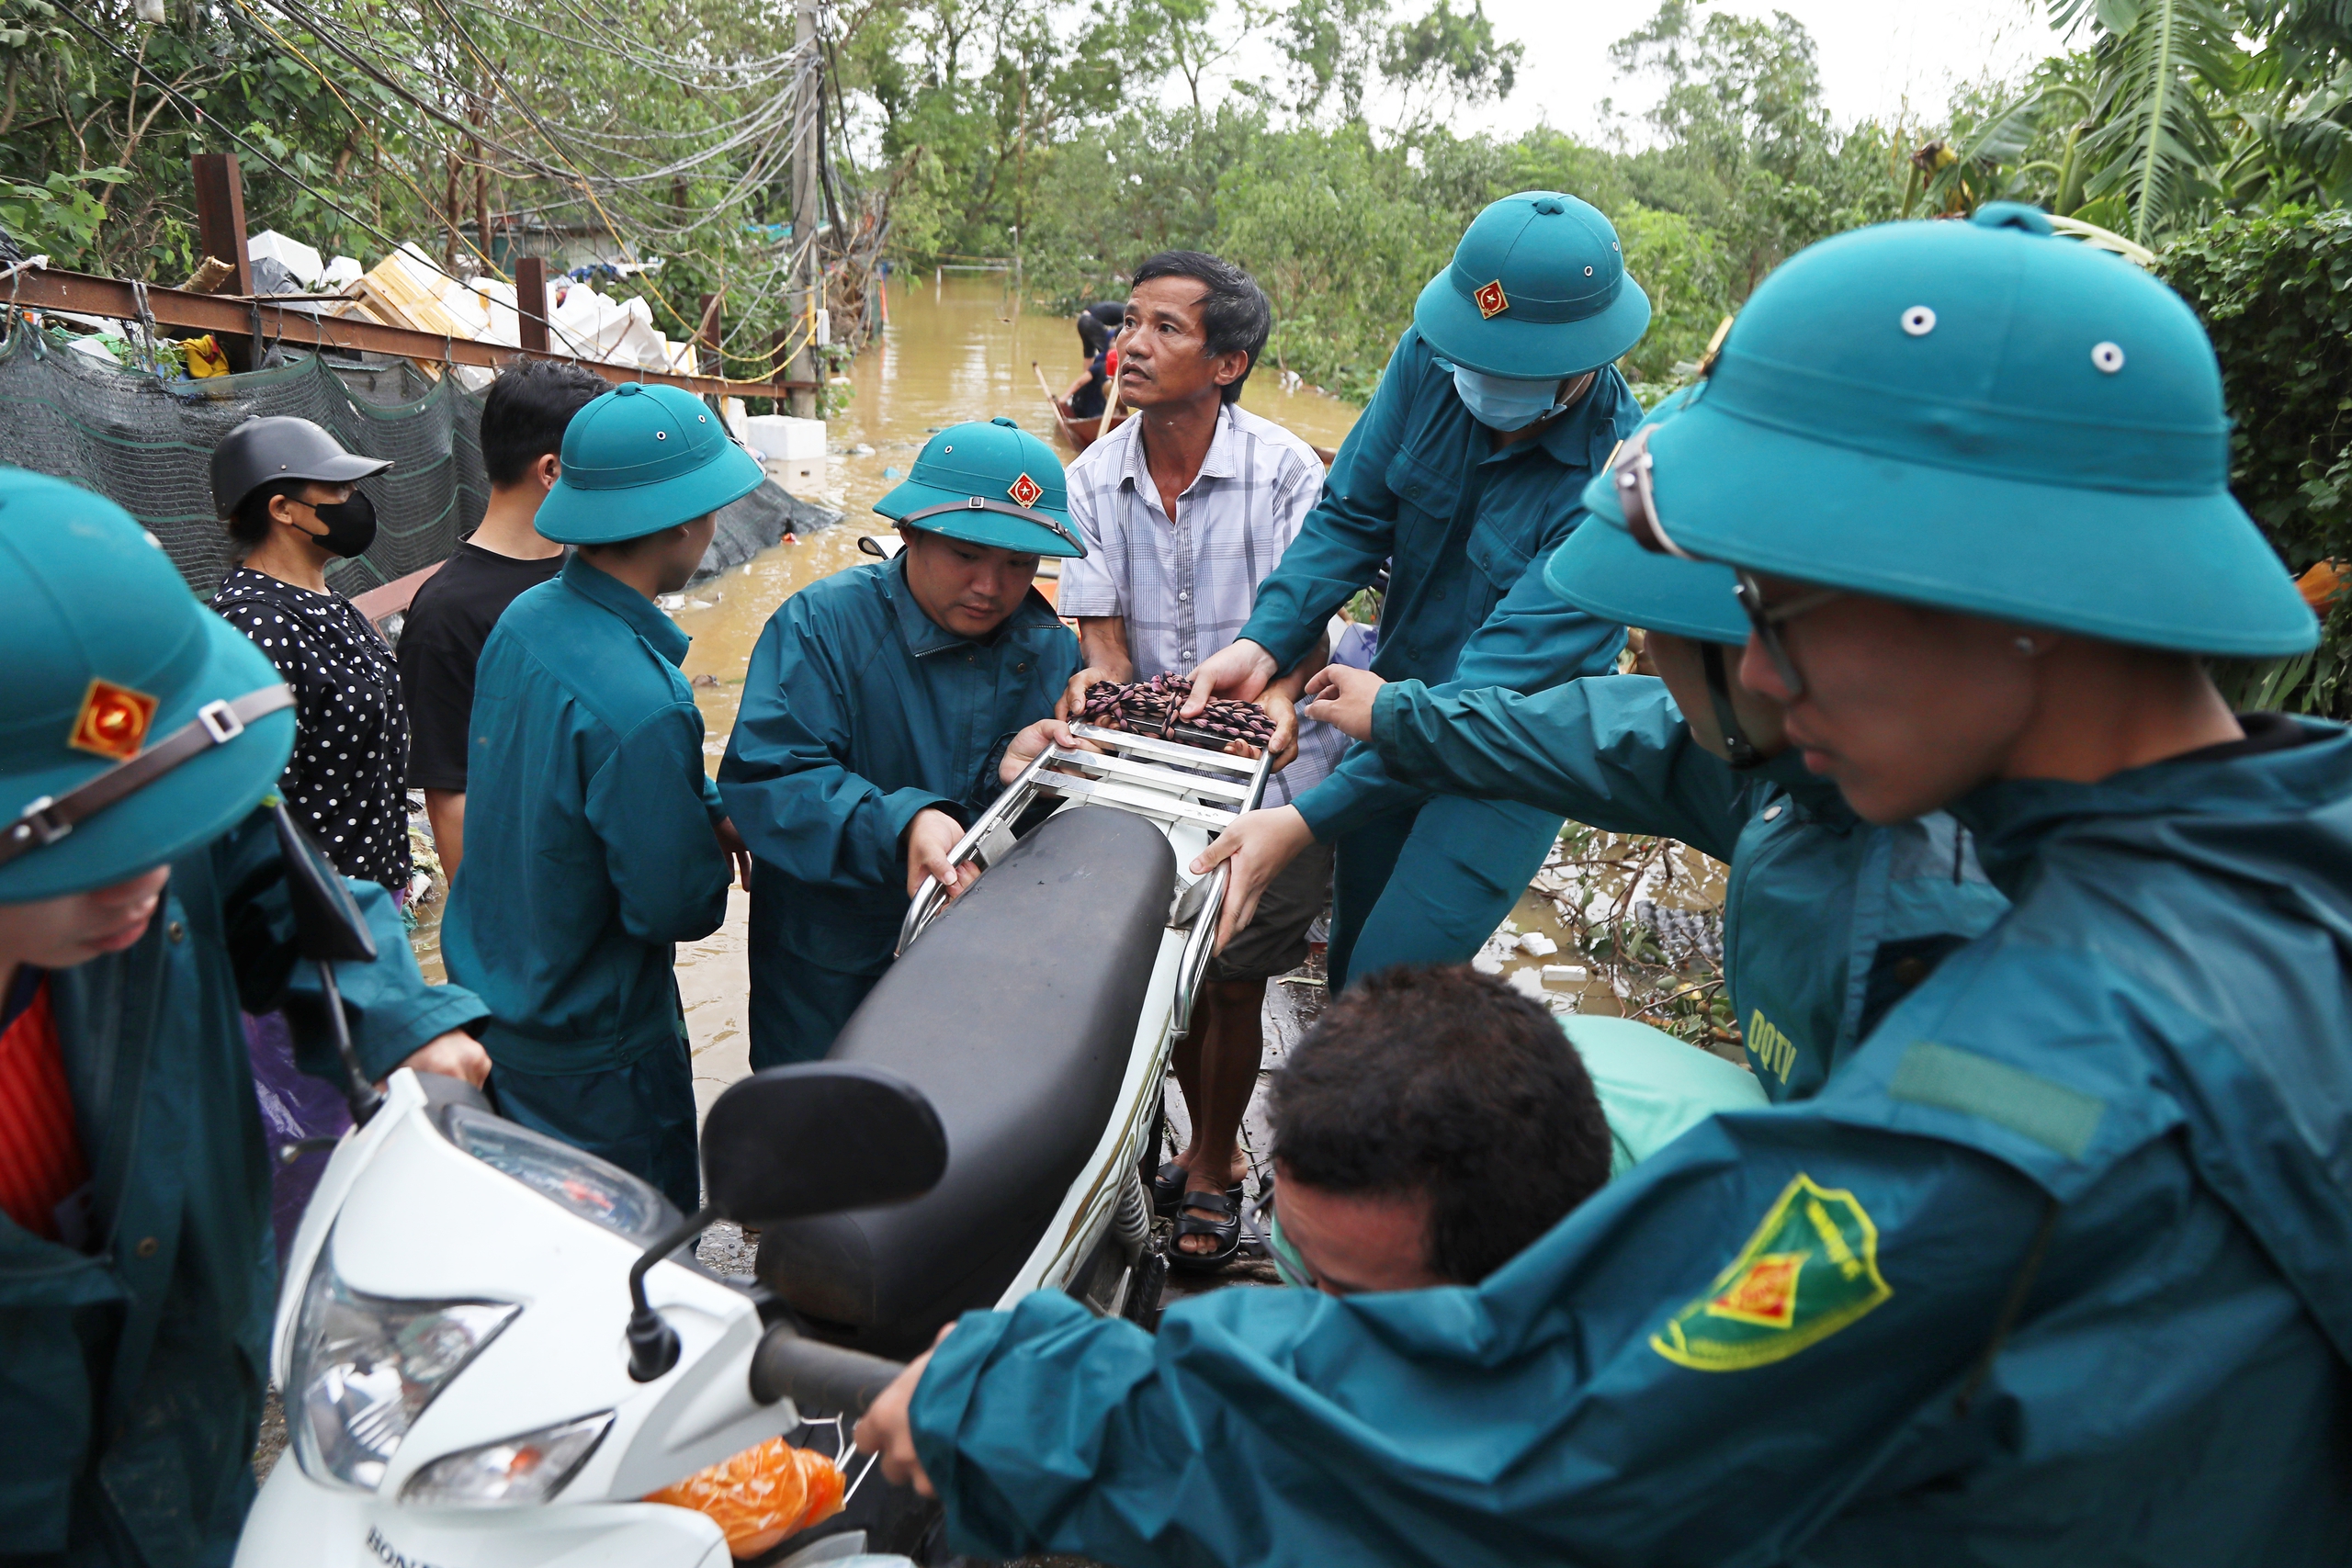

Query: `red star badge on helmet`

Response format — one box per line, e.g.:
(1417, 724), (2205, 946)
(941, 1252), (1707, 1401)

(1475, 279), (1509, 319)
(1007, 471), (1044, 509)
(69, 678), (159, 761)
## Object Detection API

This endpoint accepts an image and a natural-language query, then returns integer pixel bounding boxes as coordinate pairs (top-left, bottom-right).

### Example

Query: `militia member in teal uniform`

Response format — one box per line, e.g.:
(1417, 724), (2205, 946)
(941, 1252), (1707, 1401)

(718, 419), (1083, 1066)
(854, 209), (2352, 1562)
(1182, 191), (1647, 988)
(442, 384), (760, 1213)
(1298, 390), (2009, 1103)
(0, 472), (488, 1566)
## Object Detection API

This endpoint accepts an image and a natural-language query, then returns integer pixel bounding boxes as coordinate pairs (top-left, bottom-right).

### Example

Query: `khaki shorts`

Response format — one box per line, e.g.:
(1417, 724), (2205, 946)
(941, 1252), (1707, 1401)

(1208, 839), (1336, 982)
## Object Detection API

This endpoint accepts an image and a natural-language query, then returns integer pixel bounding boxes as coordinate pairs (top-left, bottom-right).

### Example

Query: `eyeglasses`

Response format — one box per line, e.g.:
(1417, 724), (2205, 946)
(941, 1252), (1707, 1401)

(1251, 1189), (1356, 1296)
(1609, 420), (1841, 697)
(1733, 569), (1843, 699)
(1611, 423), (1697, 560)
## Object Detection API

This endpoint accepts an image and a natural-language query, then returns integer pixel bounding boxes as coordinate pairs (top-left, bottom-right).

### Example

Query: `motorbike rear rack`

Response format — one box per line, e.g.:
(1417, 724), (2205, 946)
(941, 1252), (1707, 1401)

(897, 722), (1273, 1036)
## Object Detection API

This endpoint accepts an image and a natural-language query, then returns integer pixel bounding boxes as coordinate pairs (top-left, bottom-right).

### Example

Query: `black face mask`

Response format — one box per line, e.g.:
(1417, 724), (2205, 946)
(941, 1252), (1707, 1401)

(303, 490), (377, 558)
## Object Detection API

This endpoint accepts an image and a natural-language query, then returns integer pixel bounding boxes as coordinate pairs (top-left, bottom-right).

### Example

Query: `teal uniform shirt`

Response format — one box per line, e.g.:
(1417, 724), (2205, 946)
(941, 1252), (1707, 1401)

(909, 719), (2352, 1566)
(717, 557), (1080, 1066)
(1373, 672), (2009, 1100)
(441, 555), (729, 1205)
(1233, 329), (1637, 987)
(4, 810), (482, 1566)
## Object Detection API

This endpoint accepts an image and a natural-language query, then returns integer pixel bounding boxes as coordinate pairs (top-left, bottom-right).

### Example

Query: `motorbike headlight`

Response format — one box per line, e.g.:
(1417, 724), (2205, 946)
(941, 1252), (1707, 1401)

(443, 1106), (676, 1243)
(399, 1412), (614, 1507)
(288, 1237), (519, 1492)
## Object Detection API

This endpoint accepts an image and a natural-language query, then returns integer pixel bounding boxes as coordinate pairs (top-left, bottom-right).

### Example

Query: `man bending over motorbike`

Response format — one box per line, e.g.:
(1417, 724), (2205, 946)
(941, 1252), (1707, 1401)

(1262, 964), (1763, 1293)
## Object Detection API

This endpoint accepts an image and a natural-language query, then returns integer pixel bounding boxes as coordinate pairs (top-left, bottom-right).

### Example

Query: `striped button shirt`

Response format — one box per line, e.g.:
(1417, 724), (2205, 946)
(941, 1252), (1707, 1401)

(1057, 402), (1344, 807)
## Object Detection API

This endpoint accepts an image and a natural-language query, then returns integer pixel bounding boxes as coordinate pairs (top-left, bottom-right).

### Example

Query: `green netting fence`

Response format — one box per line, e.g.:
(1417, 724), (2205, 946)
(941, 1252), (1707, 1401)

(0, 321), (486, 598)
(0, 321), (839, 603)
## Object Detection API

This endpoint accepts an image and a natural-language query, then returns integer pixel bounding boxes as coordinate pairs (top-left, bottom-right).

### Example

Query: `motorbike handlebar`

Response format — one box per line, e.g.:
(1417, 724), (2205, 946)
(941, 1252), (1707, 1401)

(749, 1320), (905, 1418)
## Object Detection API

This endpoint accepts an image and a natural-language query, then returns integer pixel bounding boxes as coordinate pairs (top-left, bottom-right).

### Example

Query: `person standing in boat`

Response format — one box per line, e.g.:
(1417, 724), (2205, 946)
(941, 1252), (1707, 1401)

(1064, 301), (1125, 423)
(718, 419), (1084, 1067)
(1176, 191), (1649, 991)
(1051, 251), (1341, 1271)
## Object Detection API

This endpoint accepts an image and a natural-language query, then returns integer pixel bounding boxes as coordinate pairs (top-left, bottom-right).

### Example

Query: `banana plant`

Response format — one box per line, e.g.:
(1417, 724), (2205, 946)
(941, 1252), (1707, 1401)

(1902, 87), (2050, 216)
(2051, 0), (2245, 243)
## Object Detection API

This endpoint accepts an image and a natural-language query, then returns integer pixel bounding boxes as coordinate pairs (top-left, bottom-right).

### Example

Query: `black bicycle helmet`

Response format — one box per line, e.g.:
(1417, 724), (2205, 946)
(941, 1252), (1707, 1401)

(209, 416), (390, 519)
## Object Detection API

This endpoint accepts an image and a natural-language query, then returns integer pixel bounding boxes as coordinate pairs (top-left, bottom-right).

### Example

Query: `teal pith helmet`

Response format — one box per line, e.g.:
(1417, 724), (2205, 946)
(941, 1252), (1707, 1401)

(1414, 191), (1653, 378)
(874, 417), (1085, 558)
(1578, 204), (2317, 658)
(0, 469), (295, 901)
(536, 382), (766, 546)
(1547, 388), (1746, 644)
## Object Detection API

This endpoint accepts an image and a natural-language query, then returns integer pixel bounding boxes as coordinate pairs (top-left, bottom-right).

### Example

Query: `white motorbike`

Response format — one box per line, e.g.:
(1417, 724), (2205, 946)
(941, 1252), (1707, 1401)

(235, 728), (1269, 1566)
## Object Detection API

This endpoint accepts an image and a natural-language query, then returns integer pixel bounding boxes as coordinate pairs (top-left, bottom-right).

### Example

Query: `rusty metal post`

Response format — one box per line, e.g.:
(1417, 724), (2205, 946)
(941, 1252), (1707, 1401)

(190, 153), (254, 368)
(514, 255), (549, 355)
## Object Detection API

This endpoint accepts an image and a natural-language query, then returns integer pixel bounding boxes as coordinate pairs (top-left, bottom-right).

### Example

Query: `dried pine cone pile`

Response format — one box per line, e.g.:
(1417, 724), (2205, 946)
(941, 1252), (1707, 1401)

(1080, 672), (1275, 751)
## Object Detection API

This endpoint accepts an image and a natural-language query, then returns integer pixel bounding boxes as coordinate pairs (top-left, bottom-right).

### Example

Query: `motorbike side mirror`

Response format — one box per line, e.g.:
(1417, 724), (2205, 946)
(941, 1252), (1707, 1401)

(623, 1064), (947, 1385)
(273, 802), (377, 963)
(272, 803), (383, 1124)
(701, 1063), (949, 1226)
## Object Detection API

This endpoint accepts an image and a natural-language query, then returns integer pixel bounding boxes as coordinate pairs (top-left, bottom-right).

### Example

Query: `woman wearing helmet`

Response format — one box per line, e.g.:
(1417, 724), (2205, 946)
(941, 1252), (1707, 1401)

(854, 209), (2352, 1563)
(0, 472), (486, 1565)
(208, 415), (413, 894)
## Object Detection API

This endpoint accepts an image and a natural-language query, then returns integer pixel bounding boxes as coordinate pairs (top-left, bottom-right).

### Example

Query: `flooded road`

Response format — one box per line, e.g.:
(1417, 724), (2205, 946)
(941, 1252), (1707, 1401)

(413, 272), (1368, 1112)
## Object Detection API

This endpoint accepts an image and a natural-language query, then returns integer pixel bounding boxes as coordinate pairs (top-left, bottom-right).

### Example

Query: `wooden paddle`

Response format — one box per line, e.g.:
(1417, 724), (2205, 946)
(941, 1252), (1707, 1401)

(1098, 367), (1123, 437)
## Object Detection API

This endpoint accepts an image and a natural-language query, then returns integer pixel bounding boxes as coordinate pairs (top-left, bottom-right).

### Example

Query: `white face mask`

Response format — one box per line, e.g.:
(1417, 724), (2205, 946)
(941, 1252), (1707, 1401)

(1447, 364), (1595, 431)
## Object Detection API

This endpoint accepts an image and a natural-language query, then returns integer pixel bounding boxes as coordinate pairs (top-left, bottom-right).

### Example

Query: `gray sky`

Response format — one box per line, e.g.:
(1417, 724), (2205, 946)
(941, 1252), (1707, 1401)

(1219, 0), (2063, 141)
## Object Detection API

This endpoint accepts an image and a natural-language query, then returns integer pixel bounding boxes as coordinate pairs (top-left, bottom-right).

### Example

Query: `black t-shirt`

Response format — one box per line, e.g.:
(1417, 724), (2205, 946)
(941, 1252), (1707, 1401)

(397, 543), (565, 792)
(213, 567), (414, 889)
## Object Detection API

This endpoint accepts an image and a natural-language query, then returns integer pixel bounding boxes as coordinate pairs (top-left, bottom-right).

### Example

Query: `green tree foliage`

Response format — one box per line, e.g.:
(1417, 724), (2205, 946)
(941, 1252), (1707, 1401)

(2157, 205), (2352, 715)
(0, 0), (842, 374)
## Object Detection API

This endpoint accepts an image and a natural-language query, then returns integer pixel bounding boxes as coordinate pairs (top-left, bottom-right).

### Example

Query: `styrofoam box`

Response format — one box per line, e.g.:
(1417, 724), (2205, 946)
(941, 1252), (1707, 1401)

(743, 414), (827, 461)
(766, 455), (828, 496)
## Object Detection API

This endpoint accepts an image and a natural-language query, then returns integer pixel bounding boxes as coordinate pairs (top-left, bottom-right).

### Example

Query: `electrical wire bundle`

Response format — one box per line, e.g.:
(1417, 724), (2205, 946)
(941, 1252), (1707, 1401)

(1080, 673), (1277, 752)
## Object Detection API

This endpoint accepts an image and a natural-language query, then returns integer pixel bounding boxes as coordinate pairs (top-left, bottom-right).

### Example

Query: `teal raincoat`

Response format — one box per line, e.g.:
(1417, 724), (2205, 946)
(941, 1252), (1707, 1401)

(2, 810), (482, 1566)
(1373, 672), (2008, 1099)
(910, 719), (2352, 1565)
(1235, 329), (1636, 986)
(440, 554), (729, 1210)
(716, 557), (1079, 1066)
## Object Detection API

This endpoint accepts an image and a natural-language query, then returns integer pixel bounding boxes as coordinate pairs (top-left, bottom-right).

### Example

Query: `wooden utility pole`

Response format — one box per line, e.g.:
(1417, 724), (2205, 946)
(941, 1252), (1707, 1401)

(786, 0), (820, 418)
(515, 255), (549, 355)
(189, 153), (254, 369)
(696, 292), (723, 378)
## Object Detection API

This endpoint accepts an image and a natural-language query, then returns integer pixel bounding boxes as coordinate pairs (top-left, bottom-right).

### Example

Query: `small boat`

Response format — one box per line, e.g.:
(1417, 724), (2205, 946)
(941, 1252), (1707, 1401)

(1049, 393), (1131, 453)
(1036, 362), (1129, 453)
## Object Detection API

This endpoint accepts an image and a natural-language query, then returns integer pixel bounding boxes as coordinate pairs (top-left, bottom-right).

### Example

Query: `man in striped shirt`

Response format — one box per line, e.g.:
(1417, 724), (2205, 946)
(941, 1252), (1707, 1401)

(1054, 251), (1340, 1269)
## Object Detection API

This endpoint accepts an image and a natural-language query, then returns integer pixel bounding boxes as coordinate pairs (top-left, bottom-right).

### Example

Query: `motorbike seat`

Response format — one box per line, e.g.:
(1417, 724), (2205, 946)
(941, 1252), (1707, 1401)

(757, 805), (1177, 1358)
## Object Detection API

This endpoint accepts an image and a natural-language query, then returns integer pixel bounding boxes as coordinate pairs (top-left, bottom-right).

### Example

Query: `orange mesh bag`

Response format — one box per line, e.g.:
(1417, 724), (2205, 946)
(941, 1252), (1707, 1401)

(645, 1437), (846, 1559)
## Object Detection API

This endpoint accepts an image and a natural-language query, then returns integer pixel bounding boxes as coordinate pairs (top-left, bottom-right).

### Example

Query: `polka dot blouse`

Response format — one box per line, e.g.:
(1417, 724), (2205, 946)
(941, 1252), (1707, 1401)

(213, 567), (413, 891)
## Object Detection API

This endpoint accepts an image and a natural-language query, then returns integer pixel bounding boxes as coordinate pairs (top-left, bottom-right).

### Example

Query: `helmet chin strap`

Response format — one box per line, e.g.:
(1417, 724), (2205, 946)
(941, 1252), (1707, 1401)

(1701, 641), (1765, 771)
